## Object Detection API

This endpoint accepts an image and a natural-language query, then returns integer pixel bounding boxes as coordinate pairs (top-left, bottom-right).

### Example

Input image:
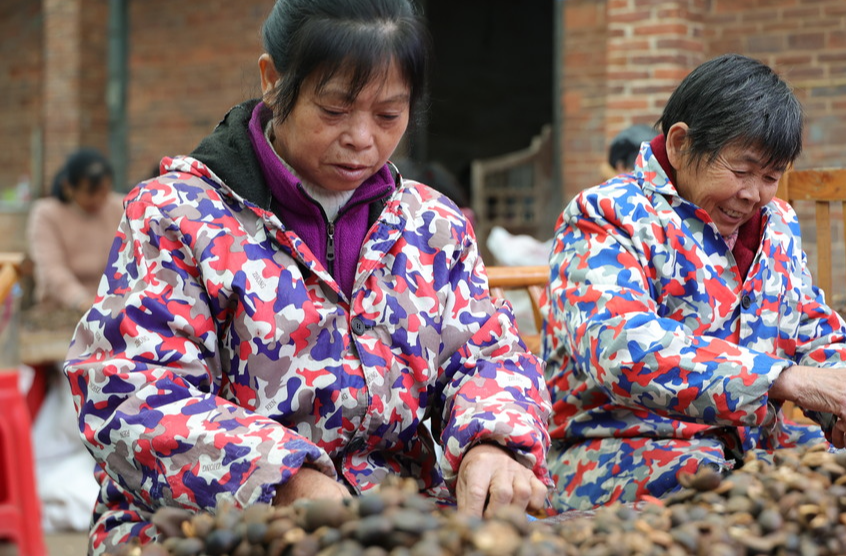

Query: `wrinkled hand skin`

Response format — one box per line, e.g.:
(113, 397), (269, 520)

(272, 467), (352, 506)
(456, 443), (548, 518)
(771, 364), (846, 448)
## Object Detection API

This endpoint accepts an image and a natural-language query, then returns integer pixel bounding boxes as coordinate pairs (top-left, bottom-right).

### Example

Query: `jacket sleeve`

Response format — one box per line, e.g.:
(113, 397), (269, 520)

(63, 192), (335, 515)
(432, 227), (553, 489)
(546, 192), (792, 428)
(27, 200), (91, 310)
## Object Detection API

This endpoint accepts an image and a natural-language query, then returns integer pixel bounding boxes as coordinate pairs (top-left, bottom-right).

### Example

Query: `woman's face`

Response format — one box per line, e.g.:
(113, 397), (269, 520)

(667, 123), (784, 237)
(64, 178), (112, 215)
(270, 61), (411, 192)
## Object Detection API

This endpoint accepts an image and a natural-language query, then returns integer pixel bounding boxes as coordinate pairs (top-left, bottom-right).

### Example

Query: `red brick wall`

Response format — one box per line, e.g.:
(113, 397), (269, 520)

(6, 1), (846, 207)
(42, 0), (109, 195)
(706, 0), (846, 171)
(560, 0), (608, 202)
(0, 0), (43, 197)
(124, 1), (272, 187)
(560, 0), (846, 201)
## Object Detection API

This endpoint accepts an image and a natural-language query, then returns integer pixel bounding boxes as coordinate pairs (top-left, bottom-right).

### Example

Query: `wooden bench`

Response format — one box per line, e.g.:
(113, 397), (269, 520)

(487, 265), (548, 355)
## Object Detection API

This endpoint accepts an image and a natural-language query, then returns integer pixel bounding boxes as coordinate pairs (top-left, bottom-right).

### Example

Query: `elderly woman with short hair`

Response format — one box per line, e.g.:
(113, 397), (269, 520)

(542, 53), (846, 512)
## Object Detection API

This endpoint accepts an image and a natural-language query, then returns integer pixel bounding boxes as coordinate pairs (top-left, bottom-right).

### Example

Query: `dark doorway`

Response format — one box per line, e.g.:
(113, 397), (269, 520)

(413, 1), (555, 206)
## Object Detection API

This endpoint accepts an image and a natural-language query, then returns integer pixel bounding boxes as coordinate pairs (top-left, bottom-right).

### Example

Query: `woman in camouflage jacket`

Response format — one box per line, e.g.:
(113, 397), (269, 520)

(542, 54), (846, 512)
(64, 1), (552, 552)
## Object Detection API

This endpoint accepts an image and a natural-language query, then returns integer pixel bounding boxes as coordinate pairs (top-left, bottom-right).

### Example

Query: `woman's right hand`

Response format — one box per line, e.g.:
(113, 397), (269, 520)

(272, 467), (351, 506)
(771, 364), (846, 447)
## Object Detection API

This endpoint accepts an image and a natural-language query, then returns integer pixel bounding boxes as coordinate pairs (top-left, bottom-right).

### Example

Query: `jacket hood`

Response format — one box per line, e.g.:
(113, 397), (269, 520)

(189, 99), (273, 209)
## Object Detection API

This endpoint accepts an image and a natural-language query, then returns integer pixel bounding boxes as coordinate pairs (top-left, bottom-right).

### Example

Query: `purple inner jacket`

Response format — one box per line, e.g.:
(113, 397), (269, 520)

(247, 102), (394, 298)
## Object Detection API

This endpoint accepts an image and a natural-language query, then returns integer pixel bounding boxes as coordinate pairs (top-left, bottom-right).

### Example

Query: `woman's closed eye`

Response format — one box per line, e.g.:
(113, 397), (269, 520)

(320, 106), (347, 117)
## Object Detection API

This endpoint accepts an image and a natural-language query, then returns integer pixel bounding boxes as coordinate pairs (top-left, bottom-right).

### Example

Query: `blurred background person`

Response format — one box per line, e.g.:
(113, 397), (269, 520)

(600, 124), (660, 181)
(27, 147), (124, 314)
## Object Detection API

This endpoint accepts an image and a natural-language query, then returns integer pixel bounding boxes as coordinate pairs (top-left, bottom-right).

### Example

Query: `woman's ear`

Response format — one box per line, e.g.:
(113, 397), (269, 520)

(258, 53), (281, 99)
(665, 122), (689, 170)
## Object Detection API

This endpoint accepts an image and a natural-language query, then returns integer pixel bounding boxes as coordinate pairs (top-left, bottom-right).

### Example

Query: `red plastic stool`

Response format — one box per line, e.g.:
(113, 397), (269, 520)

(0, 369), (46, 556)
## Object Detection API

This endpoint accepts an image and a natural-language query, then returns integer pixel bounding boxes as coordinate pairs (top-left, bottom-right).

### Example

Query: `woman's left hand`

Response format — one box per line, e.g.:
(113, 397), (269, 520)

(456, 443), (547, 518)
(771, 364), (846, 447)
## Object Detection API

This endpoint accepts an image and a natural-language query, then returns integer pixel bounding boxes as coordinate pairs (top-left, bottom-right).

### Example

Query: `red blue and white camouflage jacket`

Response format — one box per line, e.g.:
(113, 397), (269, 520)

(541, 141), (846, 511)
(64, 106), (551, 552)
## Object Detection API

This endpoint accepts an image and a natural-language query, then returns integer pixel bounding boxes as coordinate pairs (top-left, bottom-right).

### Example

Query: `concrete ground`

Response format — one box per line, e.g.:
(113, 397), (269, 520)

(0, 532), (88, 556)
(44, 532), (89, 556)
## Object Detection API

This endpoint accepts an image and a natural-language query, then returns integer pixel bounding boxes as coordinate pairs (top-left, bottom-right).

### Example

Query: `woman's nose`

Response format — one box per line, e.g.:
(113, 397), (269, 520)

(341, 114), (375, 150)
(738, 180), (763, 204)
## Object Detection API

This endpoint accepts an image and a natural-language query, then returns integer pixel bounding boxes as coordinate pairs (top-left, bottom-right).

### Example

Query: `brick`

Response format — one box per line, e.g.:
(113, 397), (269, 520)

(829, 31), (846, 49)
(655, 38), (707, 52)
(773, 54), (815, 67)
(652, 67), (694, 81)
(709, 12), (743, 25)
(748, 34), (787, 52)
(783, 6), (823, 19)
(708, 38), (746, 52)
(607, 70), (654, 81)
(607, 0), (631, 9)
(608, 40), (651, 52)
(787, 32), (826, 50)
(761, 20), (801, 33)
(783, 66), (827, 80)
(629, 83), (680, 96)
(809, 84), (846, 97)
(566, 2), (601, 30)
(608, 9), (654, 23)
(0, 1), (43, 194)
(634, 23), (694, 36)
(630, 53), (694, 66)
(825, 3), (846, 16)
(607, 98), (651, 111)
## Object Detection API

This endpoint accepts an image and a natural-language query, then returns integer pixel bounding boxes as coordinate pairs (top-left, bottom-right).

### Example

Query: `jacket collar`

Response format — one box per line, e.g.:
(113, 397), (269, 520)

(189, 99), (272, 210)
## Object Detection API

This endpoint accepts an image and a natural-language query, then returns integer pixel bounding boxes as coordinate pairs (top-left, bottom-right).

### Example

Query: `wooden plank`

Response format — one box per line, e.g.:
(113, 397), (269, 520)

(787, 169), (846, 202)
(486, 265), (549, 289)
(815, 201), (832, 295)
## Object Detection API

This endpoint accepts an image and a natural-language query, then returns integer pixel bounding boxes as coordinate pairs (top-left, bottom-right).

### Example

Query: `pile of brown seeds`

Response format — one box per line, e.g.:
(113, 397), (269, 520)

(113, 443), (846, 556)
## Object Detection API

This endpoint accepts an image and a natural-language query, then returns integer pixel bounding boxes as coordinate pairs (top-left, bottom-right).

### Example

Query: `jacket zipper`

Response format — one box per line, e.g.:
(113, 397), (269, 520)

(326, 221), (335, 277)
(297, 182), (394, 279)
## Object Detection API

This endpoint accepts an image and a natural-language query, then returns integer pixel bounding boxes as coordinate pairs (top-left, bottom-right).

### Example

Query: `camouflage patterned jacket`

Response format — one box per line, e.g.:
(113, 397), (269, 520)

(64, 103), (552, 553)
(541, 141), (846, 511)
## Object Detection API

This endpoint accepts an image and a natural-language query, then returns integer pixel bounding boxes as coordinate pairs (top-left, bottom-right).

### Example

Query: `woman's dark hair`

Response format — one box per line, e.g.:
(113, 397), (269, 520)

(261, 0), (431, 126)
(657, 53), (802, 171)
(51, 147), (114, 203)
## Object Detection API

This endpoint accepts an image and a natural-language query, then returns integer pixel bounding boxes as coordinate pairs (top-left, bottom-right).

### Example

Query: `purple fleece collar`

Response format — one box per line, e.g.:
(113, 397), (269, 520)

(246, 102), (395, 297)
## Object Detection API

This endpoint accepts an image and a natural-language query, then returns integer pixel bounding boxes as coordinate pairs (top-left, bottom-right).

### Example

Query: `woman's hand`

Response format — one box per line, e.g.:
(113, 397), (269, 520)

(272, 467), (351, 506)
(771, 364), (846, 447)
(456, 443), (547, 518)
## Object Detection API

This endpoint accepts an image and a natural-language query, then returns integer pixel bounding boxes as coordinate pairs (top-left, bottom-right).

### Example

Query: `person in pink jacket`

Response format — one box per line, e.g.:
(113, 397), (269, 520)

(27, 147), (124, 314)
